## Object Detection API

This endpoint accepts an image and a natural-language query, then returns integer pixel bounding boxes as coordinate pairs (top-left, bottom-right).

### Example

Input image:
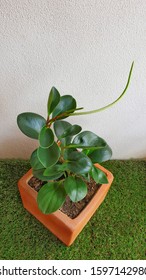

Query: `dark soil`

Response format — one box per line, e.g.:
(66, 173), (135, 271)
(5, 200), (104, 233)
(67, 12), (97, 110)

(28, 177), (101, 219)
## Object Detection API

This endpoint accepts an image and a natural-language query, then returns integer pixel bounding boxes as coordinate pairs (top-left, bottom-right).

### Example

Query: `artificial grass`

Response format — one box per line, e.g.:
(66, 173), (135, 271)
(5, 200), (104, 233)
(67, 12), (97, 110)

(0, 159), (145, 260)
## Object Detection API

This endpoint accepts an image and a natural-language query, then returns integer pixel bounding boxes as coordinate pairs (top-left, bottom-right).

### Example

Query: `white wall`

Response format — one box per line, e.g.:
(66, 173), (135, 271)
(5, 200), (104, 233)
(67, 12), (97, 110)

(0, 0), (146, 159)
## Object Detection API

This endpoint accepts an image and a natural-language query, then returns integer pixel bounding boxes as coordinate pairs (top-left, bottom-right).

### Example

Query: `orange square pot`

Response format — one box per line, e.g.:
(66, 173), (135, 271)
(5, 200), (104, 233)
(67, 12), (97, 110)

(18, 163), (113, 246)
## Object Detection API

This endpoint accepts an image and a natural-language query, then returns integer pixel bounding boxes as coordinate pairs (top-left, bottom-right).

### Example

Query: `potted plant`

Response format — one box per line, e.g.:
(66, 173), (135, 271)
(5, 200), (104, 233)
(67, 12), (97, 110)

(17, 62), (134, 246)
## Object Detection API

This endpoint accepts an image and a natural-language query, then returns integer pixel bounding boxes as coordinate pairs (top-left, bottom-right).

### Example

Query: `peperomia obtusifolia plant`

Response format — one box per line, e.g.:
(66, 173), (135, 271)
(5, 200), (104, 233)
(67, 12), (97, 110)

(17, 62), (134, 214)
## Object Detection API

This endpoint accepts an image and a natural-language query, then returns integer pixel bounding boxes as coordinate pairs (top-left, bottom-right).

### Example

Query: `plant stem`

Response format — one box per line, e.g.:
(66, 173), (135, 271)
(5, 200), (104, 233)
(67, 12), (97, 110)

(48, 107), (84, 124)
(69, 62), (134, 116)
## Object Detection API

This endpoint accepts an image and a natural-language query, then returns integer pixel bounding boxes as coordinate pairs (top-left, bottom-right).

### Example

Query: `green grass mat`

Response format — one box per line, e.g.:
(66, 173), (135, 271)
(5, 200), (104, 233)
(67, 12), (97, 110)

(0, 159), (145, 260)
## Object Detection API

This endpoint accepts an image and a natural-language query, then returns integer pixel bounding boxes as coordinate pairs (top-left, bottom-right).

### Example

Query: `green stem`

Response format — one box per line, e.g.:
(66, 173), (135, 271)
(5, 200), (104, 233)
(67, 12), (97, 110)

(48, 107), (84, 124)
(69, 62), (134, 116)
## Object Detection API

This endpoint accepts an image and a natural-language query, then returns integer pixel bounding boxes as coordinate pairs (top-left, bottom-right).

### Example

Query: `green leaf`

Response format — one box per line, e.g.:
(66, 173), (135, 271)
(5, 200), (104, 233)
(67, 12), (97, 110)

(30, 149), (44, 170)
(17, 112), (46, 139)
(39, 126), (54, 148)
(52, 95), (77, 119)
(54, 120), (72, 145)
(33, 168), (47, 181)
(67, 151), (92, 175)
(64, 176), (87, 202)
(72, 131), (106, 148)
(63, 148), (77, 160)
(37, 182), (66, 214)
(61, 124), (82, 138)
(88, 145), (112, 163)
(43, 164), (64, 177)
(47, 87), (60, 115)
(33, 168), (63, 181)
(54, 120), (72, 138)
(91, 165), (108, 184)
(37, 142), (60, 168)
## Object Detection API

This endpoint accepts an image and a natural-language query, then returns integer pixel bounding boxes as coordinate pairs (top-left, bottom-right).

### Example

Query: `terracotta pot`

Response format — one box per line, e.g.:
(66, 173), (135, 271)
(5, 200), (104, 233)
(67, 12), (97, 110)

(18, 163), (113, 246)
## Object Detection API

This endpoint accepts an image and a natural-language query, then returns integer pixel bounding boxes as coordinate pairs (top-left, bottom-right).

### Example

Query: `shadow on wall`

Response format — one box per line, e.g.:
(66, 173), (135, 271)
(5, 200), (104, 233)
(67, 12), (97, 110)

(0, 136), (38, 159)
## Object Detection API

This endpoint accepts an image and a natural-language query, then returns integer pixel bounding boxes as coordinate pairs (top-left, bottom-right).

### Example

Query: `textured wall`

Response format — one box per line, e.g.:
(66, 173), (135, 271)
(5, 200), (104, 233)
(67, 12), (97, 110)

(0, 0), (146, 159)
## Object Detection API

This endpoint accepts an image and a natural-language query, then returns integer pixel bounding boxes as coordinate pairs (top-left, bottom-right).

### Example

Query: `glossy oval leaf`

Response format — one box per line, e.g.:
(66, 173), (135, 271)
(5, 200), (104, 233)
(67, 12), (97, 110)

(91, 165), (108, 184)
(72, 131), (106, 148)
(64, 176), (87, 202)
(54, 120), (72, 145)
(30, 149), (44, 170)
(88, 145), (112, 163)
(33, 168), (63, 181)
(63, 148), (77, 160)
(43, 164), (64, 177)
(67, 151), (92, 175)
(37, 182), (66, 214)
(17, 112), (46, 139)
(47, 87), (60, 115)
(52, 95), (77, 119)
(61, 124), (82, 138)
(37, 142), (60, 168)
(33, 168), (47, 181)
(39, 126), (54, 148)
(54, 120), (72, 139)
